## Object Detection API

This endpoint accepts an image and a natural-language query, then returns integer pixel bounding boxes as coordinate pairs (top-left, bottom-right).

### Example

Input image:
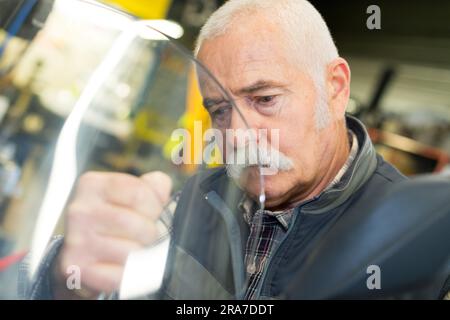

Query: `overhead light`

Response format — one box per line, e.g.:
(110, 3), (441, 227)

(54, 0), (184, 39)
(139, 20), (184, 40)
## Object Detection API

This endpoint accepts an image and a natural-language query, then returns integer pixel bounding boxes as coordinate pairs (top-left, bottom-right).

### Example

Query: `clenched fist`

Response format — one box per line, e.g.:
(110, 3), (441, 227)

(52, 171), (172, 299)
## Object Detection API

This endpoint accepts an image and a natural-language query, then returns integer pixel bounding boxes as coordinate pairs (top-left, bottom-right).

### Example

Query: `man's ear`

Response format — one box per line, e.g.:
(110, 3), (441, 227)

(326, 57), (351, 119)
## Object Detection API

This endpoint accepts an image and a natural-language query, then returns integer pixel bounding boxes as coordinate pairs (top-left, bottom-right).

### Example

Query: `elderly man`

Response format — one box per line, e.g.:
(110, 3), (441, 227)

(24, 0), (416, 299)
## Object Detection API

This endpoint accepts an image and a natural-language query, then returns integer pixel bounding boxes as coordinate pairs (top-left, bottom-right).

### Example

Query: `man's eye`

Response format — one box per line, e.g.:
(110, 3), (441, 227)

(255, 95), (277, 106)
(211, 105), (231, 116)
(212, 108), (227, 117)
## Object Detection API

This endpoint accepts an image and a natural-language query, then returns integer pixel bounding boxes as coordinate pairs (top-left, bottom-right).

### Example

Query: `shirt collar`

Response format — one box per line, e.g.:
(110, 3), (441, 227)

(323, 130), (359, 192)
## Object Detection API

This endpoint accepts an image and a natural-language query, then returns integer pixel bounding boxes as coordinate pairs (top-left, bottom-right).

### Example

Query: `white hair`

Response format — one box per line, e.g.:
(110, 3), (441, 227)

(195, 0), (339, 129)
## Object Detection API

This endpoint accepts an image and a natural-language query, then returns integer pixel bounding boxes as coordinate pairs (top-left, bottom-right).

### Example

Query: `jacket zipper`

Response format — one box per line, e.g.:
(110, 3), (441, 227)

(254, 198), (316, 299)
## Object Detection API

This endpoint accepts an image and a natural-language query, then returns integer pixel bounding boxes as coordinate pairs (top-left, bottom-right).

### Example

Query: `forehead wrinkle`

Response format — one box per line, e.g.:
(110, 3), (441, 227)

(198, 17), (302, 98)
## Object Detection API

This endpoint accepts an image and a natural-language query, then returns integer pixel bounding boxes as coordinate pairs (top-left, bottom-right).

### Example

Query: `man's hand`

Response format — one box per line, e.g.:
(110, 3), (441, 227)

(52, 171), (172, 299)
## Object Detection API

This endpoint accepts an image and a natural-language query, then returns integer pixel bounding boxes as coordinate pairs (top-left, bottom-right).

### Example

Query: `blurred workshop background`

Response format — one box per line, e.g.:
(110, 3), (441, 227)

(0, 0), (449, 285)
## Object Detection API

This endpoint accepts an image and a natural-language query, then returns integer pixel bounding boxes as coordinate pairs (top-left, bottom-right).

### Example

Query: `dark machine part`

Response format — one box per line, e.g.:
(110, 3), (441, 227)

(0, 0), (54, 41)
(284, 175), (450, 299)
(366, 67), (396, 115)
(356, 65), (449, 175)
(355, 66), (396, 128)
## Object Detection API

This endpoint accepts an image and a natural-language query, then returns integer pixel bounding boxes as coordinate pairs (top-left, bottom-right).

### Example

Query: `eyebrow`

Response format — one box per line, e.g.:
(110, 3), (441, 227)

(235, 80), (286, 95)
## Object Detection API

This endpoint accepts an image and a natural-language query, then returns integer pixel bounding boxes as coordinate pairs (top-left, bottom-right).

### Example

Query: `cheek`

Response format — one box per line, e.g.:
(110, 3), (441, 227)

(275, 126), (322, 174)
(276, 93), (319, 145)
(281, 95), (317, 130)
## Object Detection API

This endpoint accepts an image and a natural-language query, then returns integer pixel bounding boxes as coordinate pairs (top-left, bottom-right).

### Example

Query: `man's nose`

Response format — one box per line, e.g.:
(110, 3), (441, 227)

(227, 107), (257, 148)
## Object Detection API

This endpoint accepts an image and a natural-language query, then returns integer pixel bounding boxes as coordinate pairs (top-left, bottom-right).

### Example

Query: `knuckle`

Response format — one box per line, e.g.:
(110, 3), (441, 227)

(66, 203), (98, 229)
(78, 171), (102, 189)
(106, 174), (146, 207)
(132, 184), (149, 206)
(107, 208), (128, 227)
(109, 173), (139, 191)
(66, 208), (86, 231)
(66, 202), (87, 219)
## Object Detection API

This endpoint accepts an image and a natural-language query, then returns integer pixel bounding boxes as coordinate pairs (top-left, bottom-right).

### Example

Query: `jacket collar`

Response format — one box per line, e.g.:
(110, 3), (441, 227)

(302, 115), (378, 214)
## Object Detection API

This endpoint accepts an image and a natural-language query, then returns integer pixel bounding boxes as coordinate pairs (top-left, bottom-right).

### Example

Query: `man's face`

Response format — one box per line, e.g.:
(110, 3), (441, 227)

(197, 18), (343, 209)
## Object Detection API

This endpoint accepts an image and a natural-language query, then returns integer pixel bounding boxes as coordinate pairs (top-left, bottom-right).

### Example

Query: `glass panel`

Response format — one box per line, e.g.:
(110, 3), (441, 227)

(0, 0), (267, 299)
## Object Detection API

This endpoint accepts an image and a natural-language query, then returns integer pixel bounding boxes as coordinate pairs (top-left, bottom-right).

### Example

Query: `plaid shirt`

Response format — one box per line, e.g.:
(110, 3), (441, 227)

(239, 199), (295, 299)
(159, 130), (358, 299)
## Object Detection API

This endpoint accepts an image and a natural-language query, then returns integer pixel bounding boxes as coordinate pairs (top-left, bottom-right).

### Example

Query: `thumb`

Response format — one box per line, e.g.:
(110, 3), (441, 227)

(140, 171), (172, 204)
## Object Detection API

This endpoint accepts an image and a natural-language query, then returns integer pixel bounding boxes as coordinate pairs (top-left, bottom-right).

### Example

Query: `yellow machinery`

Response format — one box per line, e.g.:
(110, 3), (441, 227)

(101, 0), (173, 19)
